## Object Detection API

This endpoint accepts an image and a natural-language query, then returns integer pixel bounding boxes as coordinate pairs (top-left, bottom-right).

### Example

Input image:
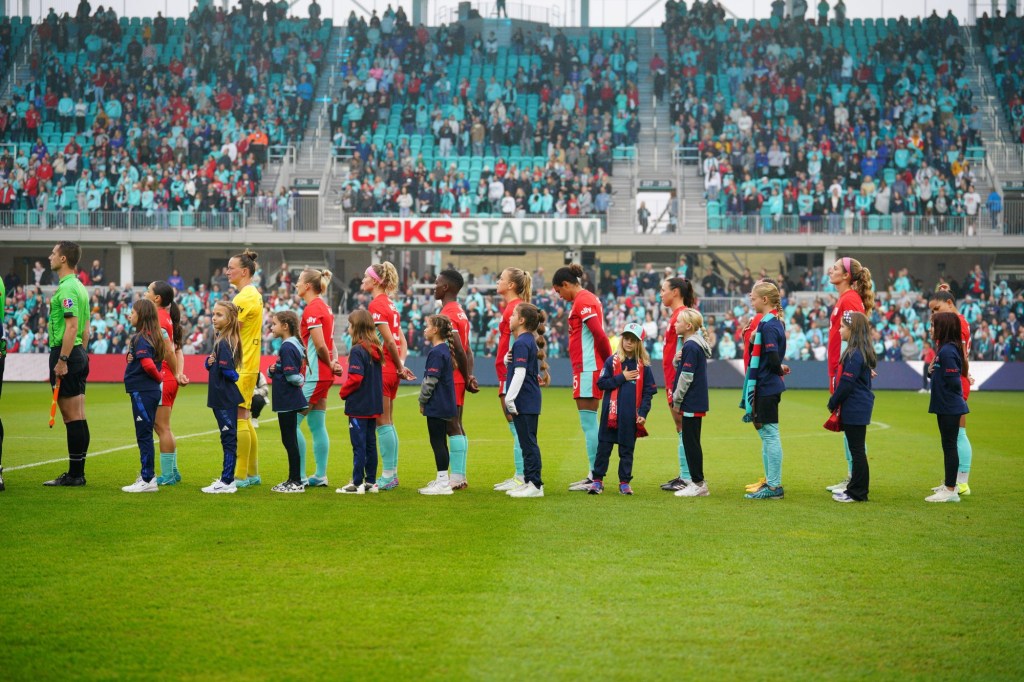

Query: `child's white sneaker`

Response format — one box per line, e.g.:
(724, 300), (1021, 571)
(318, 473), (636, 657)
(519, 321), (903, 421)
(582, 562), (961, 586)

(509, 482), (544, 498)
(493, 476), (523, 491)
(201, 479), (237, 494)
(419, 479), (453, 495)
(925, 487), (960, 503)
(674, 481), (709, 497)
(122, 476), (158, 493)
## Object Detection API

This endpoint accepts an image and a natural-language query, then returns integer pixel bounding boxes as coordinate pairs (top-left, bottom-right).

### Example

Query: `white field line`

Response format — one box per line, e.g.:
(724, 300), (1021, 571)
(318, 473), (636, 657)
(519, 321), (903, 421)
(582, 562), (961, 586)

(8, 391), (419, 472)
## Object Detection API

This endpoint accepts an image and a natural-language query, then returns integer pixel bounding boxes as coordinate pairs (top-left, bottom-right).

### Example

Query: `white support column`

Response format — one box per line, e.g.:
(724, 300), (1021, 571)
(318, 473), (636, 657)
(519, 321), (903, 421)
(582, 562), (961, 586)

(824, 247), (837, 275)
(119, 243), (134, 287)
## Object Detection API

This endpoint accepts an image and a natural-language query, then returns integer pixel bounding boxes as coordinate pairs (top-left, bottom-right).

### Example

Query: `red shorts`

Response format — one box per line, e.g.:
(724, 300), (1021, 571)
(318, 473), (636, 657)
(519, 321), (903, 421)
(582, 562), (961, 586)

(961, 375), (971, 401)
(303, 378), (333, 405)
(160, 373), (178, 407)
(572, 370), (602, 400)
(383, 370), (399, 400)
(455, 379), (466, 407)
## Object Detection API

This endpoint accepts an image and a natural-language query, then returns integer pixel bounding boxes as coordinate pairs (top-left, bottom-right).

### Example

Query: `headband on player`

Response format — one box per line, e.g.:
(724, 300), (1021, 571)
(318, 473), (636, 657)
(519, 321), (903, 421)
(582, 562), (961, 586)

(365, 266), (383, 283)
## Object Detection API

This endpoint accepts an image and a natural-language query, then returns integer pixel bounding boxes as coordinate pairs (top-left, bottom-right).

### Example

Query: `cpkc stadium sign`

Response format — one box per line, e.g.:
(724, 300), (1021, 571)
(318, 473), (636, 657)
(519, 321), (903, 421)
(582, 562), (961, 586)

(348, 217), (602, 246)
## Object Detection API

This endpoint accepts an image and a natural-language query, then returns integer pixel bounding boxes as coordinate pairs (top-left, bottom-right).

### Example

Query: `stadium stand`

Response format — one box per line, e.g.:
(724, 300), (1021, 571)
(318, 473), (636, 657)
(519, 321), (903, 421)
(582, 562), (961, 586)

(664, 4), (993, 235)
(0, 1), (330, 227)
(334, 6), (639, 216)
(978, 11), (1024, 144)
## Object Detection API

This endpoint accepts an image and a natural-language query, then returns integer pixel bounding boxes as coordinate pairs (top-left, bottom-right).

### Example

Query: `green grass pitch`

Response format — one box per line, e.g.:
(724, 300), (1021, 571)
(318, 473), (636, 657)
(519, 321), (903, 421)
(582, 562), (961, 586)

(1, 383), (1022, 680)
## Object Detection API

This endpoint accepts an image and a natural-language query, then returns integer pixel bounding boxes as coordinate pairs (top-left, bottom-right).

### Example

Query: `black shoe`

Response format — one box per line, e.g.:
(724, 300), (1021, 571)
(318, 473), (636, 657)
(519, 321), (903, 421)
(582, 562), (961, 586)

(43, 472), (86, 487)
(660, 477), (688, 491)
(0, 467), (5, 492)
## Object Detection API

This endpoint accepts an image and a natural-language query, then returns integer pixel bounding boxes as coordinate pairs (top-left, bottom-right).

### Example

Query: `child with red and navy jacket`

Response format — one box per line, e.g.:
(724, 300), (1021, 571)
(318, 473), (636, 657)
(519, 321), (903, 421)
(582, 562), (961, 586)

(268, 311), (308, 493)
(121, 299), (167, 493)
(336, 309), (385, 494)
(589, 322), (657, 496)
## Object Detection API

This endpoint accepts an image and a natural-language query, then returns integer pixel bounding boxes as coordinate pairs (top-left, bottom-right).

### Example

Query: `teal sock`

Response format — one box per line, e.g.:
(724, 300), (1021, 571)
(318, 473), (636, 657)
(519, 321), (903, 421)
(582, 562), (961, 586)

(160, 452), (174, 479)
(758, 423), (783, 488)
(170, 450), (179, 476)
(957, 427), (972, 474)
(579, 410), (599, 472)
(842, 434), (854, 475)
(509, 422), (523, 477)
(307, 410), (329, 479)
(677, 431), (691, 480)
(449, 434), (468, 476)
(296, 412), (308, 480)
(377, 425), (398, 475)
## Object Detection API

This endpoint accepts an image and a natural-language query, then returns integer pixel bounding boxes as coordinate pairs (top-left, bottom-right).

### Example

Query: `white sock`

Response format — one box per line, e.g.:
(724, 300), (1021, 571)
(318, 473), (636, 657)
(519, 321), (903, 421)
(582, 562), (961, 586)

(588, 470), (594, 480)
(437, 471), (450, 484)
(956, 472), (969, 484)
(383, 469), (396, 478)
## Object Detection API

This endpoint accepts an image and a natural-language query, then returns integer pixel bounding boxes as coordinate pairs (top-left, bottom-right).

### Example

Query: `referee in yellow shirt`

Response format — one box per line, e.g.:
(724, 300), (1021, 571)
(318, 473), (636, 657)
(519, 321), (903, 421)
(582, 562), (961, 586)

(226, 249), (264, 487)
(44, 241), (92, 487)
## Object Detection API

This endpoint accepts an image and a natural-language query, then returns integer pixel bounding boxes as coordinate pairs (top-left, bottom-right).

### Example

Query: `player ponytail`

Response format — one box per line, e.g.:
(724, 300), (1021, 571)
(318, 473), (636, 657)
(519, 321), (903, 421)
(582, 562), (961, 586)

(502, 267), (532, 301)
(842, 257), (875, 314)
(150, 280), (184, 348)
(666, 277), (697, 308)
(552, 263), (584, 287)
(232, 249), (259, 277)
(369, 262), (400, 295)
(300, 267), (333, 294)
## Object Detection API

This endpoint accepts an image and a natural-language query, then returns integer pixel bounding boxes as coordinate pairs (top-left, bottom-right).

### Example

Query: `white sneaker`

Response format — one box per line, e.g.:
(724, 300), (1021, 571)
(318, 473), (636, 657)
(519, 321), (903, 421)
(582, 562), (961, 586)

(674, 481), (709, 497)
(271, 480), (305, 493)
(336, 482), (364, 494)
(568, 477), (594, 491)
(826, 478), (850, 493)
(362, 482), (379, 494)
(508, 481), (544, 498)
(201, 479), (237, 494)
(918, 388), (929, 394)
(505, 481), (529, 495)
(419, 479), (453, 495)
(122, 476), (158, 493)
(925, 487), (961, 503)
(493, 476), (524, 491)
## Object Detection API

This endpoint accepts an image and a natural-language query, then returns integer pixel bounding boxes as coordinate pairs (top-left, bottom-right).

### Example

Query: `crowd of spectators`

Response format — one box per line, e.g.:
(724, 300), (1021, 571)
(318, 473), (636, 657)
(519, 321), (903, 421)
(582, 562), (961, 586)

(5, 259), (1024, 366)
(0, 0), (328, 220)
(664, 2), (1000, 232)
(978, 10), (1024, 144)
(334, 5), (638, 217)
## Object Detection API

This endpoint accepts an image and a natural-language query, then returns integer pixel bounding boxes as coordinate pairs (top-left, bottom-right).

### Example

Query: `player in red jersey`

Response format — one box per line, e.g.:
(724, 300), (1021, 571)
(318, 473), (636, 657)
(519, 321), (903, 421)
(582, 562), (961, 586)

(146, 280), (190, 485)
(825, 257), (875, 493)
(363, 262), (416, 490)
(929, 285), (975, 495)
(297, 268), (344, 487)
(659, 277), (697, 492)
(552, 264), (612, 491)
(492, 267), (533, 491)
(434, 269), (479, 489)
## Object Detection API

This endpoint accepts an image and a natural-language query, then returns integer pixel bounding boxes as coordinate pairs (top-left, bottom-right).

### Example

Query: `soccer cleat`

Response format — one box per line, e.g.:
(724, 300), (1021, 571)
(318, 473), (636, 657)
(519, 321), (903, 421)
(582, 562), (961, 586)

(508, 482), (544, 498)
(568, 477), (594, 492)
(826, 478), (851, 493)
(493, 476), (524, 491)
(43, 472), (86, 487)
(744, 477), (767, 492)
(660, 477), (688, 491)
(271, 480), (305, 493)
(122, 476), (158, 493)
(675, 481), (709, 497)
(450, 479), (468, 491)
(336, 482), (365, 495)
(307, 475), (329, 488)
(619, 483), (634, 496)
(201, 479), (237, 494)
(362, 482), (379, 494)
(156, 473), (179, 486)
(956, 482), (971, 496)
(419, 479), (453, 496)
(925, 487), (960, 503)
(234, 477), (251, 489)
(745, 485), (784, 500)
(832, 492), (857, 503)
(587, 480), (604, 495)
(377, 475), (399, 491)
(246, 475), (262, 486)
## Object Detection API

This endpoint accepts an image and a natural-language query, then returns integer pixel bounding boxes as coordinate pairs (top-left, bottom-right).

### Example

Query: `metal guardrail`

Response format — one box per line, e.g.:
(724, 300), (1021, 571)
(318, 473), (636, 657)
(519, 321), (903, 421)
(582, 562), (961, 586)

(0, 208), (244, 232)
(704, 209), (1018, 237)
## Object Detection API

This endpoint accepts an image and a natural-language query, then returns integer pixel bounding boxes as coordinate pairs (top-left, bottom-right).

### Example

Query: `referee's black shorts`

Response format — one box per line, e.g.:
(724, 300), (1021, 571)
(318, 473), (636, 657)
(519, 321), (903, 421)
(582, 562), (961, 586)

(753, 393), (781, 425)
(49, 346), (89, 397)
